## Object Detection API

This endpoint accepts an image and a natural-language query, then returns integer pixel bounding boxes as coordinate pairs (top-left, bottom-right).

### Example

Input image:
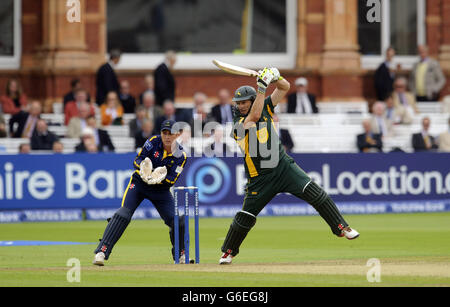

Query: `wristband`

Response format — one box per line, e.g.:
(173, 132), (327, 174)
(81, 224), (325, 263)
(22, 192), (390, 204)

(257, 86), (266, 94)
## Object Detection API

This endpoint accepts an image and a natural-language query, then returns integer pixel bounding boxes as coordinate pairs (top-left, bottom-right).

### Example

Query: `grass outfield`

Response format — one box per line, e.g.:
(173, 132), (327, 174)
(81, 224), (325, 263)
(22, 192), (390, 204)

(0, 212), (449, 287)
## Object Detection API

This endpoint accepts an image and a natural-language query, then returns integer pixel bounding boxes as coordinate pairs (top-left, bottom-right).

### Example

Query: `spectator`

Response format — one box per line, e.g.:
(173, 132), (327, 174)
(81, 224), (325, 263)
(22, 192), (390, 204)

(374, 46), (398, 101)
(177, 125), (194, 157)
(385, 96), (412, 125)
(153, 100), (186, 135)
(370, 101), (393, 137)
(129, 105), (148, 137)
(187, 92), (212, 136)
(63, 78), (91, 108)
(154, 50), (176, 106)
(287, 78), (318, 114)
(100, 91), (124, 126)
(141, 91), (163, 122)
(392, 77), (418, 116)
(204, 125), (232, 157)
(86, 115), (115, 152)
(119, 80), (136, 114)
(412, 117), (438, 152)
(0, 112), (6, 137)
(0, 78), (28, 115)
(9, 100), (42, 138)
(18, 143), (31, 154)
(75, 127), (97, 153)
(96, 49), (121, 106)
(409, 45), (446, 102)
(134, 119), (154, 149)
(437, 117), (450, 152)
(357, 119), (383, 153)
(64, 88), (96, 125)
(273, 114), (294, 153)
(210, 89), (233, 125)
(52, 141), (64, 154)
(139, 74), (155, 104)
(30, 119), (59, 150)
(67, 101), (92, 138)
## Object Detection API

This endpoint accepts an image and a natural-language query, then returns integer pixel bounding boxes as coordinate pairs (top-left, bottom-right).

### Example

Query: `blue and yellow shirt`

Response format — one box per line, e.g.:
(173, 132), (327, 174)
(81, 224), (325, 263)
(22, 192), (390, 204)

(133, 135), (187, 190)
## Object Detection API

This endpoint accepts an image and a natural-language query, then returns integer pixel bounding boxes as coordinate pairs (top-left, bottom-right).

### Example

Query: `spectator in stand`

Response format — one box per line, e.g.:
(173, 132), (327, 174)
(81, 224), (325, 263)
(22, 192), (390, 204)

(86, 115), (115, 152)
(409, 45), (446, 102)
(96, 49), (121, 106)
(204, 125), (232, 158)
(31, 119), (59, 150)
(67, 101), (92, 138)
(187, 92), (213, 136)
(63, 78), (91, 108)
(374, 46), (398, 101)
(392, 77), (418, 116)
(153, 100), (185, 135)
(52, 140), (64, 154)
(75, 127), (97, 153)
(357, 119), (383, 153)
(412, 116), (438, 152)
(64, 88), (96, 125)
(139, 74), (155, 104)
(287, 77), (318, 114)
(273, 114), (294, 153)
(154, 50), (176, 106)
(385, 96), (412, 125)
(0, 112), (6, 137)
(9, 100), (42, 138)
(134, 119), (154, 149)
(178, 125), (194, 157)
(370, 101), (393, 138)
(0, 78), (28, 115)
(100, 91), (124, 126)
(437, 117), (450, 152)
(141, 91), (163, 123)
(119, 80), (136, 114)
(18, 143), (31, 154)
(210, 89), (233, 125)
(129, 105), (148, 137)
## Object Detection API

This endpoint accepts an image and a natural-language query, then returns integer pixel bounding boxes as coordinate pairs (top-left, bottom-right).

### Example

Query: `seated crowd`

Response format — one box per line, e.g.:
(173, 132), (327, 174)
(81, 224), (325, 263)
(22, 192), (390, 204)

(0, 45), (449, 155)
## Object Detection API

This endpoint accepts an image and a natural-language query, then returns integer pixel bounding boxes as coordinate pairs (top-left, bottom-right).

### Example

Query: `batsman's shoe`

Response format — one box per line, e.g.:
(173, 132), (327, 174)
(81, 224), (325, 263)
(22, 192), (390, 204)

(219, 252), (233, 265)
(93, 252), (105, 266)
(340, 227), (360, 240)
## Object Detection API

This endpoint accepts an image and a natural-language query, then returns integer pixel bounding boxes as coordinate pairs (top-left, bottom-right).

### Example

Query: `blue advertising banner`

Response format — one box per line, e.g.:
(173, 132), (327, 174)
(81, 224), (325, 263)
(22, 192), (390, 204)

(0, 153), (449, 214)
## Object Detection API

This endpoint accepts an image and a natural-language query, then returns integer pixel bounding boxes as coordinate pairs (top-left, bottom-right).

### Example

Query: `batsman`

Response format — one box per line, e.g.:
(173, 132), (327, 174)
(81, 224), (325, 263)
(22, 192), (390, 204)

(219, 68), (359, 264)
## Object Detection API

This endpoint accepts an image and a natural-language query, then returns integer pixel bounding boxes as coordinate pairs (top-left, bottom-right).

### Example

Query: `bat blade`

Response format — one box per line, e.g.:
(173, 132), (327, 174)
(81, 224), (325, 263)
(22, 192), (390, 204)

(212, 59), (259, 77)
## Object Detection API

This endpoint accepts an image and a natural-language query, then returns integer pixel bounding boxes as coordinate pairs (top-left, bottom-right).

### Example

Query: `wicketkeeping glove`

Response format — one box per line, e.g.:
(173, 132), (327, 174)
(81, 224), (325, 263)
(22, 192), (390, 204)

(139, 157), (153, 184)
(256, 68), (274, 92)
(147, 166), (168, 184)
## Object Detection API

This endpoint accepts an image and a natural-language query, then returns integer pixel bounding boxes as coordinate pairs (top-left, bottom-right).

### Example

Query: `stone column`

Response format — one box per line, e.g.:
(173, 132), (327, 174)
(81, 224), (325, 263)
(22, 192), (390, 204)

(439, 0), (450, 70)
(35, 0), (90, 71)
(320, 0), (363, 101)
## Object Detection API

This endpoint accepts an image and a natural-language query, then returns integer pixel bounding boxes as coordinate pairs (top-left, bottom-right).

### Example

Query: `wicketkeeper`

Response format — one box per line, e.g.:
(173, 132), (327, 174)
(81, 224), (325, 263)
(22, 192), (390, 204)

(219, 68), (359, 264)
(93, 119), (189, 265)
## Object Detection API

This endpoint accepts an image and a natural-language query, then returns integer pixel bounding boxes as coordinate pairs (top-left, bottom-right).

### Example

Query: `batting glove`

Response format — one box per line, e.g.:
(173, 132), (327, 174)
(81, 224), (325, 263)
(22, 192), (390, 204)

(256, 68), (274, 93)
(269, 68), (282, 83)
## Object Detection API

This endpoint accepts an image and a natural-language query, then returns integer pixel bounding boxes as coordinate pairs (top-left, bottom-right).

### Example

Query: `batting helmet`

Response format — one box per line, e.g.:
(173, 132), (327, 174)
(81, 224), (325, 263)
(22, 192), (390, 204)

(232, 86), (257, 102)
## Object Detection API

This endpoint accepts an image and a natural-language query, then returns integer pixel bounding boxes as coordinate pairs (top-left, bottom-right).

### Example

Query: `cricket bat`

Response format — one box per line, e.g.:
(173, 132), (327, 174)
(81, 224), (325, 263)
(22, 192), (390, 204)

(212, 59), (259, 77)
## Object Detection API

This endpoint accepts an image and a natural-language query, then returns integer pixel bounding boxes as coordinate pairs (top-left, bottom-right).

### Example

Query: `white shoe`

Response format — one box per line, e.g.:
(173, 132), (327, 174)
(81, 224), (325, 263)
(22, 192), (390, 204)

(219, 252), (233, 265)
(93, 252), (105, 266)
(176, 251), (194, 264)
(341, 227), (360, 240)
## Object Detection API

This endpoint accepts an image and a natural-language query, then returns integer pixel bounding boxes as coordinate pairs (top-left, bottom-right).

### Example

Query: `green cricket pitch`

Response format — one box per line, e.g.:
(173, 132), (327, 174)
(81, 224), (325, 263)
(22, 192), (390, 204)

(0, 212), (449, 287)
